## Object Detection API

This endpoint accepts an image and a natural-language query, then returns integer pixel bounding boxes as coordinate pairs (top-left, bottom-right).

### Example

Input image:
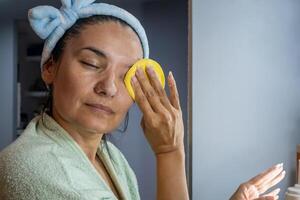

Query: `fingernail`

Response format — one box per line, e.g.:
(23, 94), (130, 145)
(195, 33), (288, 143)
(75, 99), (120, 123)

(274, 188), (280, 194)
(131, 75), (137, 83)
(282, 170), (286, 175)
(146, 66), (155, 75)
(276, 163), (283, 168)
(136, 67), (143, 75)
(277, 189), (281, 194)
(169, 71), (175, 81)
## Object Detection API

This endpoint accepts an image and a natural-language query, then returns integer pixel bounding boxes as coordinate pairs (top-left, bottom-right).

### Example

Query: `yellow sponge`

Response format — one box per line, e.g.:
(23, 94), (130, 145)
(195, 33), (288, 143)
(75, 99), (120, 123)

(124, 58), (165, 100)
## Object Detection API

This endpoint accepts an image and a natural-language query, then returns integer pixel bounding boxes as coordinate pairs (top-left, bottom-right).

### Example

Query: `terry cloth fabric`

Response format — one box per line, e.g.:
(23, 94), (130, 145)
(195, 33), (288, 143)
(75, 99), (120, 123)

(0, 114), (140, 200)
(28, 0), (149, 67)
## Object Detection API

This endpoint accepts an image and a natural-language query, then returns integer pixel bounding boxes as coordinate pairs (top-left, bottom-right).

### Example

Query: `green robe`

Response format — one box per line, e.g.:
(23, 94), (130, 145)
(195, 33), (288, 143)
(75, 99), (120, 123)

(0, 114), (140, 200)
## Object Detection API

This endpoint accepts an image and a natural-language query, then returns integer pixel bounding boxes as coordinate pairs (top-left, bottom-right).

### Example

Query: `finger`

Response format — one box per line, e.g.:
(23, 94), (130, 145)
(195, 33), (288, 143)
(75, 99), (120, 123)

(256, 169), (285, 193)
(131, 75), (155, 116)
(262, 188), (280, 198)
(135, 67), (167, 113)
(146, 66), (173, 111)
(256, 170), (285, 194)
(168, 71), (181, 110)
(254, 197), (274, 200)
(247, 185), (259, 198)
(249, 163), (283, 186)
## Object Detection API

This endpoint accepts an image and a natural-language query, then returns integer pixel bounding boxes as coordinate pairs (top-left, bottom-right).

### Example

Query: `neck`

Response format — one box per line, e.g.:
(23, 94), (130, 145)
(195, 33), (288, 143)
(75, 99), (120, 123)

(52, 108), (104, 163)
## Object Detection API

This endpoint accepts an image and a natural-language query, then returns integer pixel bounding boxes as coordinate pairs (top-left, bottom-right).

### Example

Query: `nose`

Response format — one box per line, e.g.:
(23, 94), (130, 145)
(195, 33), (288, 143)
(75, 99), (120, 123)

(94, 69), (117, 97)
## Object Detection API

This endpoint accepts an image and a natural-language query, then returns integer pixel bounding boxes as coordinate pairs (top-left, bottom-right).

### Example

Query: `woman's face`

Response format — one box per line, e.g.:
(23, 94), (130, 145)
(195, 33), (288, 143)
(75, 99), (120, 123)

(43, 21), (143, 134)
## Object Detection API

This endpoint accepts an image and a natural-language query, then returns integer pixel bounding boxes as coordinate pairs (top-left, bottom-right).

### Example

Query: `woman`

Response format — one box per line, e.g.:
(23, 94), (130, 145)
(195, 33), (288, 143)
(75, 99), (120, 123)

(0, 1), (284, 199)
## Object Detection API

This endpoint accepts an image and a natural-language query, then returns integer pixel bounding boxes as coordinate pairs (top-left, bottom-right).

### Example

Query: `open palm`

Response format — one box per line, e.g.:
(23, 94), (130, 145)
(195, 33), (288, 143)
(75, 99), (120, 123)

(230, 164), (285, 200)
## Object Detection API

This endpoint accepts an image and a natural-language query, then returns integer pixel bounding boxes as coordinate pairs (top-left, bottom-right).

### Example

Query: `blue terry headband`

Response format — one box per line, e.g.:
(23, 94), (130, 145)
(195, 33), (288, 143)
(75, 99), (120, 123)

(28, 0), (149, 67)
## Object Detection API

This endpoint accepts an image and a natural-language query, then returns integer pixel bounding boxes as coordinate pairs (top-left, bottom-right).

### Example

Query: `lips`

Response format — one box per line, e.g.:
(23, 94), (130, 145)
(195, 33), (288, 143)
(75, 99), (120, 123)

(86, 103), (114, 114)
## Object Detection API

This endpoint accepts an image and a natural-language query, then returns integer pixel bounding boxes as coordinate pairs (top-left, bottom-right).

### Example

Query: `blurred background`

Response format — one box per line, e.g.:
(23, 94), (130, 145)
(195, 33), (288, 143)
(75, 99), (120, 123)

(2, 0), (300, 200)
(192, 0), (300, 199)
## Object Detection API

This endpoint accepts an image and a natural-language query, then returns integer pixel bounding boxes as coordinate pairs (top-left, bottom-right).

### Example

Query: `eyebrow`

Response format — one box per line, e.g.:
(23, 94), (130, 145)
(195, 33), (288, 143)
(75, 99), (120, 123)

(80, 47), (107, 58)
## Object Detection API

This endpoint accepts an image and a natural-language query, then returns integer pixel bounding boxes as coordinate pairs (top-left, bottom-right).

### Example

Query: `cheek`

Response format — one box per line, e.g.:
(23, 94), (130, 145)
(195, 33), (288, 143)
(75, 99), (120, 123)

(53, 66), (89, 111)
(117, 83), (134, 110)
(110, 85), (133, 126)
(113, 91), (133, 128)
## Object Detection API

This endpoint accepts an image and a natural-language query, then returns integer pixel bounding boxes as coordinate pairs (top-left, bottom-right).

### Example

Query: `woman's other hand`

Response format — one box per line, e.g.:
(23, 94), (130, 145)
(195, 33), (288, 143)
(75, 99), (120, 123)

(131, 66), (184, 155)
(230, 163), (286, 200)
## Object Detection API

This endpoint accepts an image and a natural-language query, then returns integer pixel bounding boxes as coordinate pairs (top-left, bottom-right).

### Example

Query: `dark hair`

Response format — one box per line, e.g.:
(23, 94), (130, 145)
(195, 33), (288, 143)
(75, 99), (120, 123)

(41, 15), (132, 161)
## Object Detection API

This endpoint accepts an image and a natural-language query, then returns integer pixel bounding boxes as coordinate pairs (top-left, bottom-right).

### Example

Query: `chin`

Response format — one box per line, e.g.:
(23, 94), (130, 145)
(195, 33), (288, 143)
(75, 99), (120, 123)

(72, 106), (124, 134)
(77, 114), (118, 134)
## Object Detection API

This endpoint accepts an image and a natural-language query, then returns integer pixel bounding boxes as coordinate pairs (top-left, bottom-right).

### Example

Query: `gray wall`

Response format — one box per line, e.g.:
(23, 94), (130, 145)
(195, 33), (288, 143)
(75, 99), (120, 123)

(192, 0), (300, 199)
(0, 19), (16, 150)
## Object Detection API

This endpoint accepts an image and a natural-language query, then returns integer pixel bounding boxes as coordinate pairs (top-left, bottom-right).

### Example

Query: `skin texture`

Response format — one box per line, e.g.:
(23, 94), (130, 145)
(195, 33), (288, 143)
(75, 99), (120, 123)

(42, 21), (143, 199)
(42, 22), (142, 160)
(230, 164), (286, 200)
(41, 20), (284, 200)
(131, 68), (188, 199)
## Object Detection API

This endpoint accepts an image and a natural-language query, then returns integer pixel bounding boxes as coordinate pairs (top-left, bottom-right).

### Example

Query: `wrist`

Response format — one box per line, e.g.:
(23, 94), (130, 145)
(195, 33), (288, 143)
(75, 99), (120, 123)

(155, 147), (185, 162)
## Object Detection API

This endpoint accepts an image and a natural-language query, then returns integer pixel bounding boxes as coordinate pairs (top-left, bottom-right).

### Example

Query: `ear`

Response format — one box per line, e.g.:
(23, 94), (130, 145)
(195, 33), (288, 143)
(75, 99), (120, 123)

(41, 57), (58, 85)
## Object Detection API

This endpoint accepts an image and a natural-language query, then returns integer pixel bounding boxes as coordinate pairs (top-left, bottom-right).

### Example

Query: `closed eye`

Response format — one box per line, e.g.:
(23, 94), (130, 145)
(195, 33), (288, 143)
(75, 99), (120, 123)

(80, 61), (100, 69)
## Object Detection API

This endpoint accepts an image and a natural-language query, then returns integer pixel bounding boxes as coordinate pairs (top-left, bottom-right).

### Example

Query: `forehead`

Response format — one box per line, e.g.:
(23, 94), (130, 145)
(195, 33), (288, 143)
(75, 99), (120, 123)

(66, 21), (143, 62)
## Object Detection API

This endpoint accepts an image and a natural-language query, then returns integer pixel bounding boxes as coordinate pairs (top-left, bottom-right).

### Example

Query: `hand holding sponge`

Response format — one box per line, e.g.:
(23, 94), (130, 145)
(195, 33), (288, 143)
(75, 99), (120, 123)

(124, 58), (165, 100)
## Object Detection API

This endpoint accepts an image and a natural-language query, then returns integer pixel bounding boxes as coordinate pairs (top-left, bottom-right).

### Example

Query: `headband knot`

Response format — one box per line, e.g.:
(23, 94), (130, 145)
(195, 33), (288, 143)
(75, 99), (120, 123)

(28, 0), (149, 67)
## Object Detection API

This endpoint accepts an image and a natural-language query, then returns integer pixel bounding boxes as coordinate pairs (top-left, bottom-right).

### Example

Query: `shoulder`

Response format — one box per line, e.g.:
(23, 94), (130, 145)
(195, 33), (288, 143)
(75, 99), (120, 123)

(0, 119), (77, 199)
(0, 117), (59, 172)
